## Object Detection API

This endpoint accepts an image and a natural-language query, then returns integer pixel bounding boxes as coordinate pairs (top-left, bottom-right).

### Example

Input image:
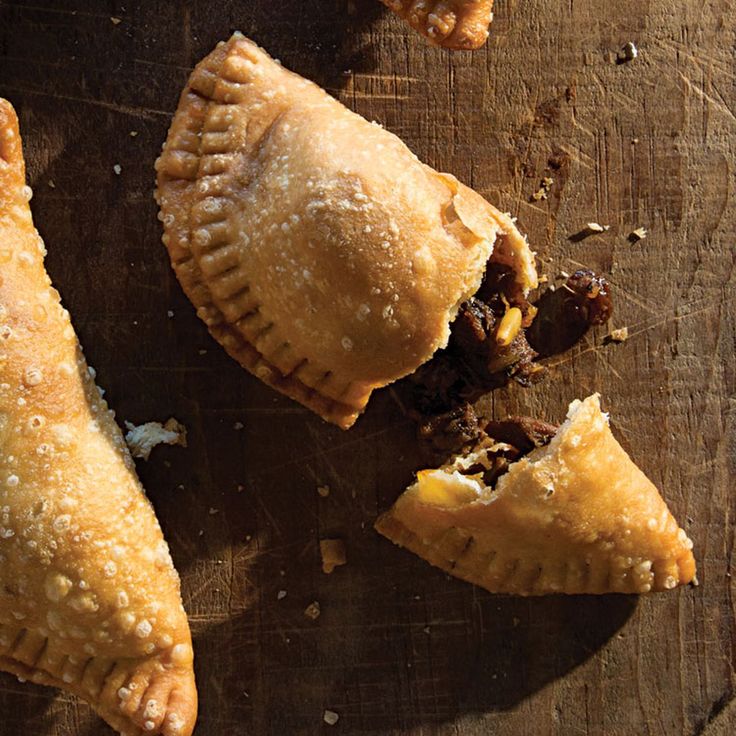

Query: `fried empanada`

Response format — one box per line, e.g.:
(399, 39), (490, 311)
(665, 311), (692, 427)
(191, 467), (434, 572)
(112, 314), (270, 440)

(155, 33), (536, 429)
(0, 99), (197, 736)
(380, 0), (494, 49)
(376, 395), (696, 595)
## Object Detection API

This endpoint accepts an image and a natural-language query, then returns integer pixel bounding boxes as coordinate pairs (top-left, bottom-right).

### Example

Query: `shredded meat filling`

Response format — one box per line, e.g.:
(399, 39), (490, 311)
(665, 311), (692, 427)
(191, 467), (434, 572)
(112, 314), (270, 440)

(457, 414), (559, 489)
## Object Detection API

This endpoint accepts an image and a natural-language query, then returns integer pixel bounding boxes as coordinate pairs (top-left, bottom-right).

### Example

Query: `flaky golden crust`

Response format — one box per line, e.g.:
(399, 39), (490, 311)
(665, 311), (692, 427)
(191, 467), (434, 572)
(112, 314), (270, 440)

(0, 99), (197, 736)
(381, 0), (494, 49)
(376, 395), (697, 595)
(155, 33), (535, 429)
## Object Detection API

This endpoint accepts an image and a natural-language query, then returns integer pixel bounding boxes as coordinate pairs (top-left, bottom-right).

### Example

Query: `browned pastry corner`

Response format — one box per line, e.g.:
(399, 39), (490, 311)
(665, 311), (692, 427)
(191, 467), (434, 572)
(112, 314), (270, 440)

(0, 99), (197, 736)
(156, 33), (536, 429)
(376, 395), (697, 595)
(381, 0), (494, 49)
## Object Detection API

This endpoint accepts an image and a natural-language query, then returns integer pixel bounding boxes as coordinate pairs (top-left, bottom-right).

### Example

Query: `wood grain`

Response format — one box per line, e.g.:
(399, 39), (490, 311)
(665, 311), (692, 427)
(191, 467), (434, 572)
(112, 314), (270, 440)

(0, 0), (734, 734)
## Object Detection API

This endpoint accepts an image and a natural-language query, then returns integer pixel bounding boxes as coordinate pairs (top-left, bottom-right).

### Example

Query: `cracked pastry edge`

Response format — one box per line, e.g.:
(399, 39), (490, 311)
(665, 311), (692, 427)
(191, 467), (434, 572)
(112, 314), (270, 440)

(381, 0), (494, 50)
(375, 395), (697, 595)
(155, 33), (534, 428)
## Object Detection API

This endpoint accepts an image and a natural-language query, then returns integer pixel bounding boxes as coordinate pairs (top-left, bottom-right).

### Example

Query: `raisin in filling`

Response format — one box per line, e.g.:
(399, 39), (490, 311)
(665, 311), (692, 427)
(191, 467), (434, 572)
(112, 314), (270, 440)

(527, 269), (613, 357)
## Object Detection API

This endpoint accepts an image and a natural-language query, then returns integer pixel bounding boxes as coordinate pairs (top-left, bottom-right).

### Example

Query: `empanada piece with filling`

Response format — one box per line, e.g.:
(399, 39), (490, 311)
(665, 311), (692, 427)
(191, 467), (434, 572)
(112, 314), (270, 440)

(0, 99), (197, 736)
(376, 395), (696, 595)
(380, 0), (494, 49)
(155, 33), (536, 429)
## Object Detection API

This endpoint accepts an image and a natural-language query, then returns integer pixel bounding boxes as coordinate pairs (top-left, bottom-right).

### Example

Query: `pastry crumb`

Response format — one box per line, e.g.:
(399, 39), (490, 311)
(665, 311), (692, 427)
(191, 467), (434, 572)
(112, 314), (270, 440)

(619, 41), (638, 62)
(585, 222), (609, 233)
(208, 507), (219, 515)
(317, 485), (330, 498)
(167, 310), (174, 318)
(48, 179), (56, 189)
(323, 710), (339, 726)
(531, 176), (554, 201)
(130, 130), (139, 137)
(124, 418), (187, 460)
(110, 16), (122, 24)
(304, 601), (321, 620)
(608, 327), (629, 343)
(320, 539), (347, 574)
(277, 589), (287, 600)
(233, 421), (244, 430)
(113, 164), (122, 175)
(629, 226), (647, 241)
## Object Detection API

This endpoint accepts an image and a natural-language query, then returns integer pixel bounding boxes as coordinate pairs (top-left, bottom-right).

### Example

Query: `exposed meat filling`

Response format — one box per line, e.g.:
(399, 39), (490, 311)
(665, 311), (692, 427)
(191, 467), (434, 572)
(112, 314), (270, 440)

(406, 264), (543, 418)
(456, 414), (559, 490)
(403, 264), (612, 452)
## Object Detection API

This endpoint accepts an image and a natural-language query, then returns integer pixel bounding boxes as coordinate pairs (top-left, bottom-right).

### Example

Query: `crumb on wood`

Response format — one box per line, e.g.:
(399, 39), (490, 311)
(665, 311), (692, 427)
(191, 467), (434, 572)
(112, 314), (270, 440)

(618, 41), (638, 63)
(304, 601), (321, 620)
(48, 179), (55, 188)
(113, 164), (122, 175)
(277, 590), (287, 600)
(531, 176), (554, 201)
(608, 327), (629, 343)
(585, 222), (609, 233)
(629, 226), (647, 241)
(124, 418), (187, 460)
(208, 507), (219, 515)
(233, 421), (244, 430)
(323, 710), (339, 726)
(110, 16), (122, 24)
(317, 485), (330, 498)
(320, 539), (347, 574)
(130, 130), (139, 137)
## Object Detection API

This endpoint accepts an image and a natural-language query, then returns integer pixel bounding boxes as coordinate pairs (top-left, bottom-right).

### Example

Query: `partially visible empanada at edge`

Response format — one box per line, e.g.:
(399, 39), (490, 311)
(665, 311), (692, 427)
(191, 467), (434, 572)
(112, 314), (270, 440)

(0, 99), (197, 736)
(155, 33), (536, 429)
(376, 395), (697, 595)
(381, 0), (494, 49)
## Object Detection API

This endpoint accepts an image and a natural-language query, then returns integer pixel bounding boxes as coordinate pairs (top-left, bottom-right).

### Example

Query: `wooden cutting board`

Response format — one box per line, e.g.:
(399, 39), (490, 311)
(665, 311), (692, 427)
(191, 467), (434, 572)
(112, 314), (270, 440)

(1, 1), (734, 734)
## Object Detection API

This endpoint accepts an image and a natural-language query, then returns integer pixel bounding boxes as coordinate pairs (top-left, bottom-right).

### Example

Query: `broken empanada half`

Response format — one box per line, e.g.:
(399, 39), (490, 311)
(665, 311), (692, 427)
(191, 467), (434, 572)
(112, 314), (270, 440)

(381, 0), (494, 49)
(155, 33), (535, 429)
(0, 99), (197, 736)
(376, 395), (696, 595)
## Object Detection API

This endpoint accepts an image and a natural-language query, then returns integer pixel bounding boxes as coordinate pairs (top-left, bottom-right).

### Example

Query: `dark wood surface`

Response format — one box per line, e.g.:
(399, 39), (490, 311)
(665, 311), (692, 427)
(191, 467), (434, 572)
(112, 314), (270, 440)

(1, 1), (734, 734)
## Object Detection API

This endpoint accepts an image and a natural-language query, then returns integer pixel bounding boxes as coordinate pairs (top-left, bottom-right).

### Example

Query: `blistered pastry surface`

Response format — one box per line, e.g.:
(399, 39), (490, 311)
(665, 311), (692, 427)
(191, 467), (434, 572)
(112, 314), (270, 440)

(0, 99), (196, 736)
(376, 395), (696, 595)
(156, 34), (534, 428)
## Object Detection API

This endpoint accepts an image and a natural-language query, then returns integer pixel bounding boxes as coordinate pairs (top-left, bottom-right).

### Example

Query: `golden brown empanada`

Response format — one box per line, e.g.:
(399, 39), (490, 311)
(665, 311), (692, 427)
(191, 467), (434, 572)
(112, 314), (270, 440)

(155, 33), (536, 429)
(0, 99), (197, 736)
(376, 395), (696, 595)
(380, 0), (494, 49)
